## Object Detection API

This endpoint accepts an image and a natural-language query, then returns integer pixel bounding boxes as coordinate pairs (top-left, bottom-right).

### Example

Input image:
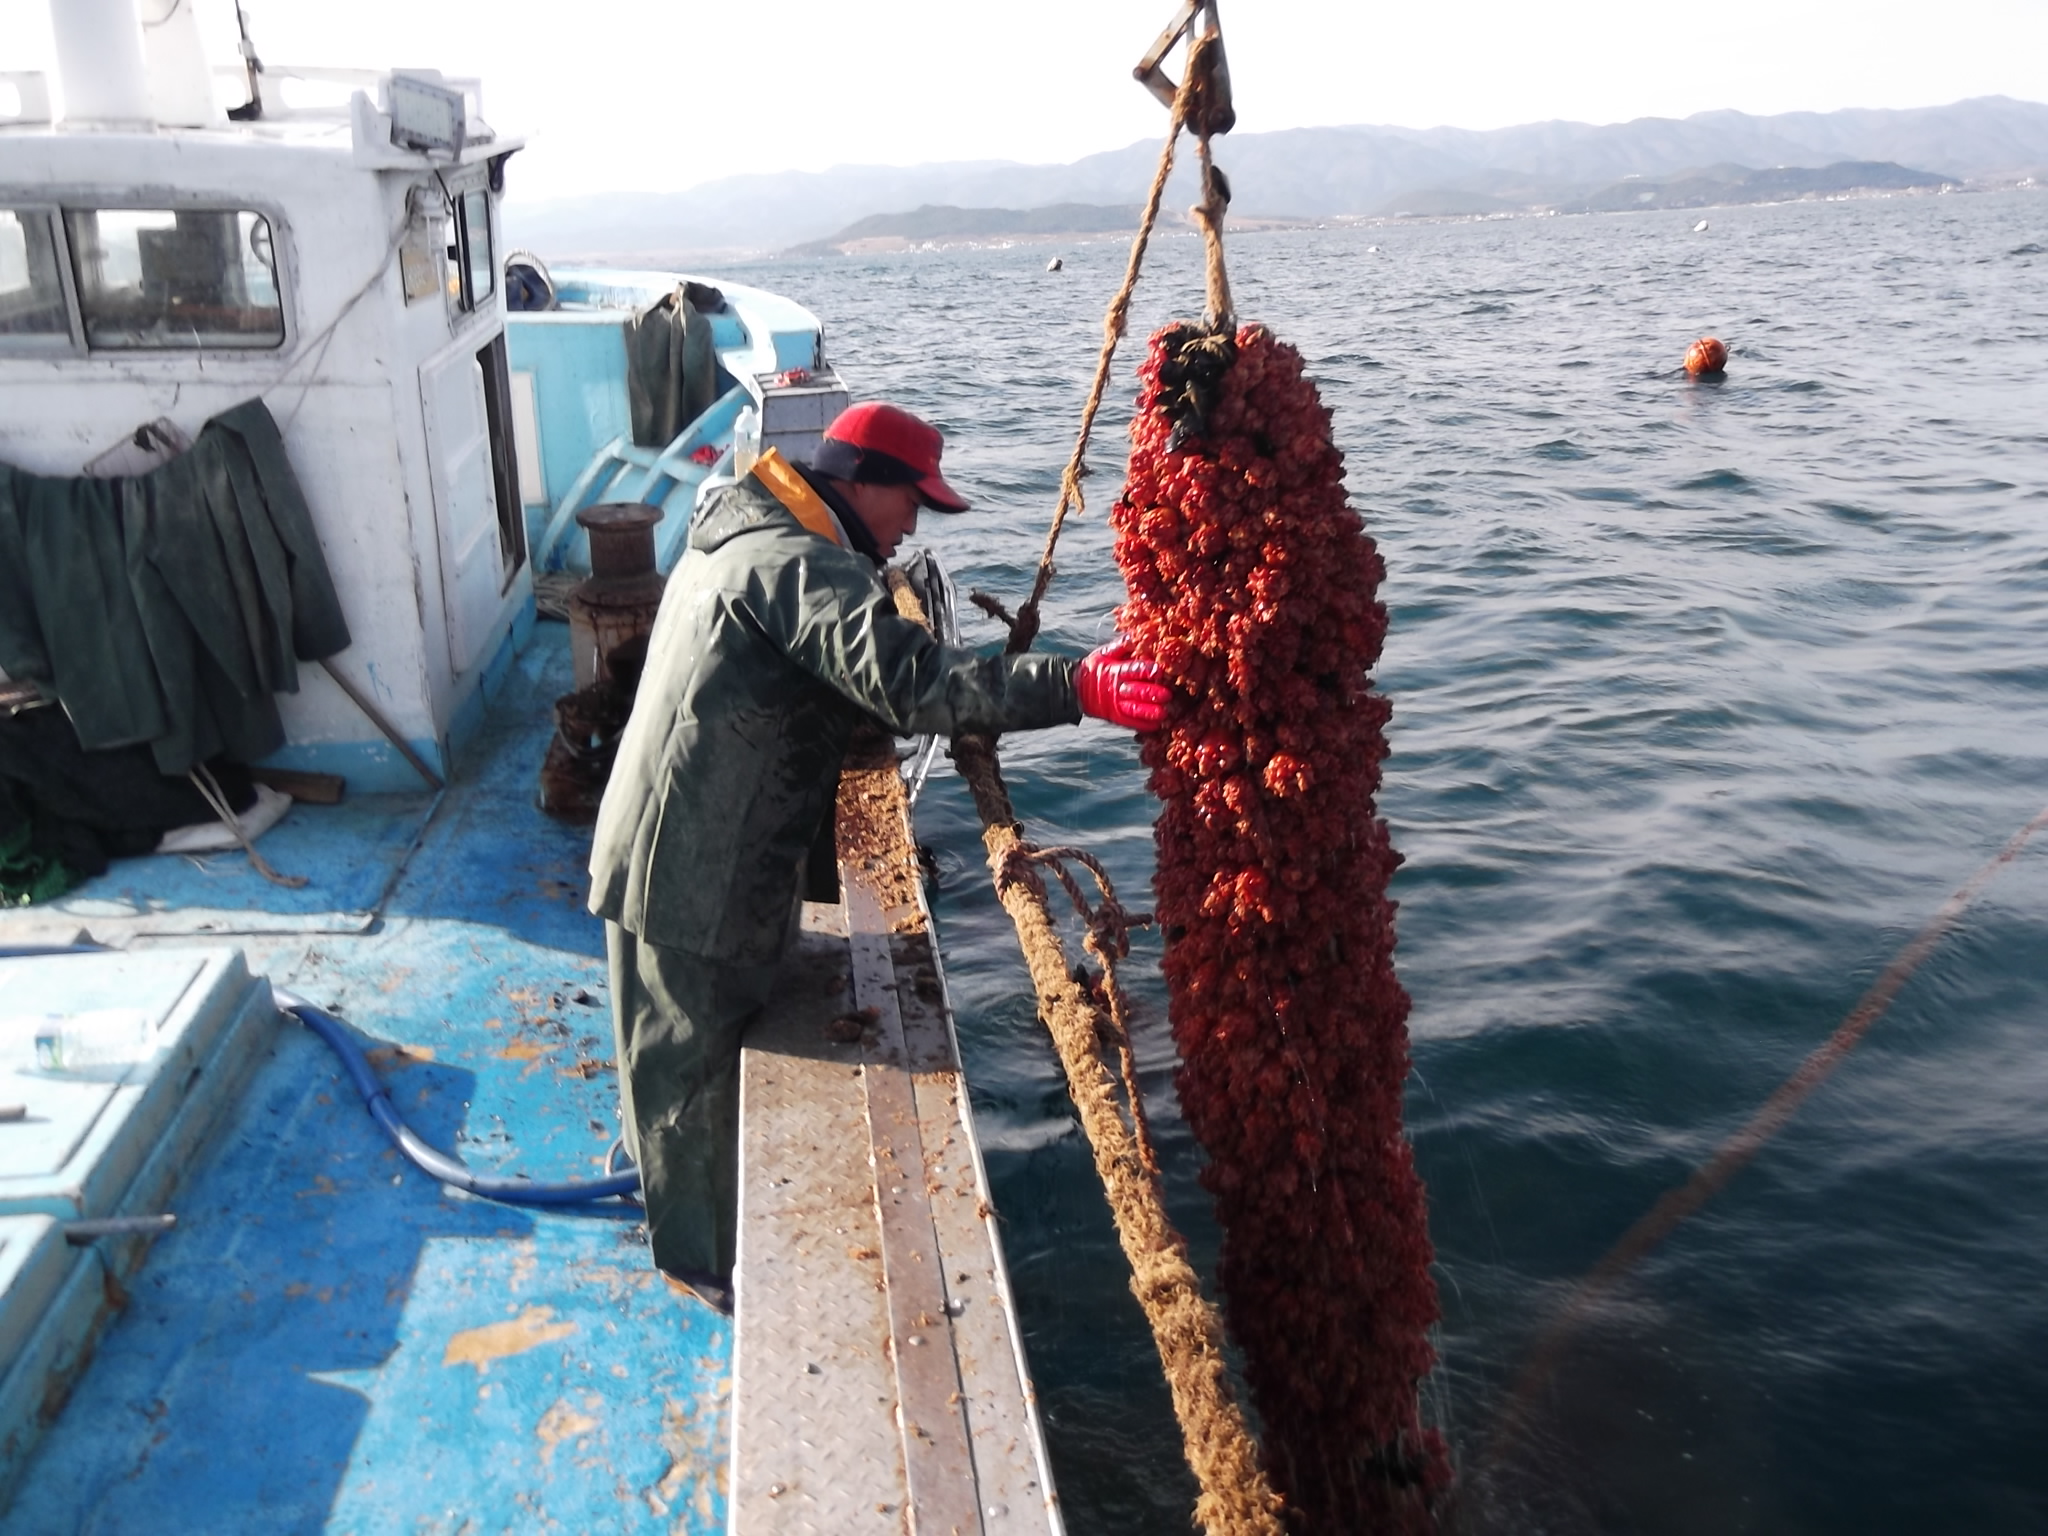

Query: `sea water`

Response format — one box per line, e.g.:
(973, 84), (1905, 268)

(721, 189), (2048, 1533)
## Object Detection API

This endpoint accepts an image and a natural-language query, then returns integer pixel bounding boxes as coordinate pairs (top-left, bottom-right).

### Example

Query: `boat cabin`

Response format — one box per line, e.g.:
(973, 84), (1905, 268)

(1, 11), (537, 791)
(0, 6), (846, 791)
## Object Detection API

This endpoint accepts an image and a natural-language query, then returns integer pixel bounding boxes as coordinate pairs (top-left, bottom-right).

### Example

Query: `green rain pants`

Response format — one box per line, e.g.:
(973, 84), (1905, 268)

(606, 923), (781, 1282)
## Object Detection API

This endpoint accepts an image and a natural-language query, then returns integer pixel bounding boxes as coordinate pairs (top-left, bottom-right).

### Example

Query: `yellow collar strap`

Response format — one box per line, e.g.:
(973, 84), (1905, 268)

(749, 447), (844, 547)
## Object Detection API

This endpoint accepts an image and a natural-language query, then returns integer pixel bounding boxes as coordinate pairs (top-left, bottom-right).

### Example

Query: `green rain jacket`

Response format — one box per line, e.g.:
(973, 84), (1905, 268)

(587, 469), (1081, 965)
(0, 399), (350, 776)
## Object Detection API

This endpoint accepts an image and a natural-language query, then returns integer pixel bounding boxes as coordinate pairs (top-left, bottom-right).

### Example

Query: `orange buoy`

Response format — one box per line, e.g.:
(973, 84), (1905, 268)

(1685, 336), (1728, 376)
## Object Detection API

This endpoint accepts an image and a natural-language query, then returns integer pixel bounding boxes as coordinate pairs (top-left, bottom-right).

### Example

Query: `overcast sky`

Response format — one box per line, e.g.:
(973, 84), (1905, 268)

(5, 0), (2045, 203)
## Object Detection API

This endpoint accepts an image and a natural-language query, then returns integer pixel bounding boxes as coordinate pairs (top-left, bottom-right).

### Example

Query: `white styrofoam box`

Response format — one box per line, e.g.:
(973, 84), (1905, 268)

(0, 1217), (66, 1375)
(0, 1216), (106, 1496)
(0, 949), (278, 1507)
(0, 949), (272, 1220)
(758, 380), (849, 436)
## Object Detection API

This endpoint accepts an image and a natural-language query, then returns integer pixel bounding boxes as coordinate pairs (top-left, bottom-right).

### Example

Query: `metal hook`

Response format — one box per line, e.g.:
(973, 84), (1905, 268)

(1133, 0), (1235, 137)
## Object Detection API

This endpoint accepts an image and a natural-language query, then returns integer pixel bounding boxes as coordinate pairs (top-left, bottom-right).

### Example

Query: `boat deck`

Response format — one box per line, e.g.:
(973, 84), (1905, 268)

(731, 750), (1057, 1535)
(0, 628), (1055, 1534)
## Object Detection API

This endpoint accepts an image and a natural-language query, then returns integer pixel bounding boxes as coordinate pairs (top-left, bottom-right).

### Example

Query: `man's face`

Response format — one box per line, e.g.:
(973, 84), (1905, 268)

(845, 480), (922, 559)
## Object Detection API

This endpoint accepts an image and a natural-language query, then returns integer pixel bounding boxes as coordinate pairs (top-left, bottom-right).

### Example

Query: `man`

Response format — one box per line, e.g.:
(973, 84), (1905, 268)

(587, 400), (1167, 1311)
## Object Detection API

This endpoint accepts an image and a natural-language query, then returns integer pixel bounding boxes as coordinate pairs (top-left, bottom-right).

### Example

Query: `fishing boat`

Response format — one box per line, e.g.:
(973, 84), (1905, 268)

(0, 8), (1059, 1531)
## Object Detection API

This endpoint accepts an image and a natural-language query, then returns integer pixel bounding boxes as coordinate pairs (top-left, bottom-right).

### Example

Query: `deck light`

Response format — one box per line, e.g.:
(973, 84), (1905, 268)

(386, 72), (465, 156)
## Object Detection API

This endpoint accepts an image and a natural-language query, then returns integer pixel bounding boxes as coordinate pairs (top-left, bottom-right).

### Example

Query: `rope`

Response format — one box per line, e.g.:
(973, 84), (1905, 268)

(883, 566), (929, 628)
(186, 763), (306, 888)
(953, 740), (1284, 1536)
(1488, 794), (2048, 1462)
(1194, 133), (1235, 328)
(1004, 32), (1221, 657)
(997, 842), (1162, 1176)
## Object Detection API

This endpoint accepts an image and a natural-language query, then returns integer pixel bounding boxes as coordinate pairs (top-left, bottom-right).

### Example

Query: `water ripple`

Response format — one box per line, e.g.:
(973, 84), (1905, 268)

(720, 189), (2048, 1533)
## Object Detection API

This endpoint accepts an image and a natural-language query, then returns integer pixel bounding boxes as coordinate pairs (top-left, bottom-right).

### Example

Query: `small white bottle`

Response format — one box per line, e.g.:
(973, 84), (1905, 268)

(733, 406), (761, 477)
(30, 1010), (155, 1073)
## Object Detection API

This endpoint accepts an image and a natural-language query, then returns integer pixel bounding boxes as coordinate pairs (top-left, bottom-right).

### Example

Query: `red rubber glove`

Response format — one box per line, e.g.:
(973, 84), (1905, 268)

(1076, 637), (1171, 731)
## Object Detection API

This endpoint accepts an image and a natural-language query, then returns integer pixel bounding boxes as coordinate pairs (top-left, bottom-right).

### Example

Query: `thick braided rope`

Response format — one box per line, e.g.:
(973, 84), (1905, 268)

(1194, 132), (1235, 326)
(954, 739), (1285, 1536)
(998, 842), (1164, 1176)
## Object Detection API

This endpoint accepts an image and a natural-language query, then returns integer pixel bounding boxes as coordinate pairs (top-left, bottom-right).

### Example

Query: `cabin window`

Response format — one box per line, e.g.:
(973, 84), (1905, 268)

(444, 185), (495, 315)
(476, 332), (526, 579)
(462, 190), (494, 308)
(64, 208), (285, 350)
(0, 209), (70, 345)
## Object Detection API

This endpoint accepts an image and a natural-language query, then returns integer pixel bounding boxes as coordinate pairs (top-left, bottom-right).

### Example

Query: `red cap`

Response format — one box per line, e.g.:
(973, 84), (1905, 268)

(821, 401), (970, 513)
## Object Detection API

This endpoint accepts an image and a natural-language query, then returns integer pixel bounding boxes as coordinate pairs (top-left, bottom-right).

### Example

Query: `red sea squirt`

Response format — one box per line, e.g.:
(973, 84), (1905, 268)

(1111, 323), (1448, 1533)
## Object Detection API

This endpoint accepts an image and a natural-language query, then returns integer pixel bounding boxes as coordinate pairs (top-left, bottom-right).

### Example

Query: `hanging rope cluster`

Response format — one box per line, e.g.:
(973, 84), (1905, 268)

(1112, 320), (1448, 1529)
(950, 29), (1287, 1536)
(956, 17), (1441, 1533)
(942, 24), (1294, 1536)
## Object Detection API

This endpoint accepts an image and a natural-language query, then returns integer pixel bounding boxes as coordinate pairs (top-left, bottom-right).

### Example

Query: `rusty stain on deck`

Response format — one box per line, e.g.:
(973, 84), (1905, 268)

(364, 1043), (437, 1068)
(645, 1385), (729, 1529)
(535, 1398), (601, 1465)
(442, 1306), (578, 1371)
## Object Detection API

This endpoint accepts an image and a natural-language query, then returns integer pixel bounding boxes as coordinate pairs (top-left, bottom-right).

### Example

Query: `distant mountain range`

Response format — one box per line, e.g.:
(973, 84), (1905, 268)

(504, 96), (2048, 259)
(1386, 159), (1960, 218)
(1571, 160), (1954, 213)
(785, 202), (1147, 256)
(783, 162), (1959, 249)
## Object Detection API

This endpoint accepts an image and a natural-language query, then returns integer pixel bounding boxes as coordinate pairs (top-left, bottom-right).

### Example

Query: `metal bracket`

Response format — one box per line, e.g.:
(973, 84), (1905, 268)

(1133, 0), (1235, 136)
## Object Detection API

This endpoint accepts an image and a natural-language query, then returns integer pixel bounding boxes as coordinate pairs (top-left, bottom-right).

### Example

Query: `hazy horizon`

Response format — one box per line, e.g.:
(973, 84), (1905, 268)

(2, 0), (2045, 203)
(501, 93), (2048, 210)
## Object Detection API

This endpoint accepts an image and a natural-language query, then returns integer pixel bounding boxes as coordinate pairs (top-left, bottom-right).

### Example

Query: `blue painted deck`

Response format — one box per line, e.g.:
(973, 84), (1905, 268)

(1, 630), (730, 1535)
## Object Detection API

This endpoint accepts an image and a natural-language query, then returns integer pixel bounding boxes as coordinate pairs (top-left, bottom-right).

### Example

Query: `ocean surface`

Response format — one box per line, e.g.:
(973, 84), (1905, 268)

(718, 189), (2048, 1534)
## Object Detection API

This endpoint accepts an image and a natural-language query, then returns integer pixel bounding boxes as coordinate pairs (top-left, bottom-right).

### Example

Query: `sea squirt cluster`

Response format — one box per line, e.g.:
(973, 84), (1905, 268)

(1111, 322), (1448, 1532)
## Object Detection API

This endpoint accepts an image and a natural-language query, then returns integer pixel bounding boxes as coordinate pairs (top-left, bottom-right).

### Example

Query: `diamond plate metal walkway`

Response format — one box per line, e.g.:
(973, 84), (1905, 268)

(730, 758), (1062, 1536)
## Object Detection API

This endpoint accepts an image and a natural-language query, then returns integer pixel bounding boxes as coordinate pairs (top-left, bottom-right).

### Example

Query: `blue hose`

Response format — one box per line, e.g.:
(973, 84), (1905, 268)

(0, 945), (639, 1207)
(276, 989), (641, 1206)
